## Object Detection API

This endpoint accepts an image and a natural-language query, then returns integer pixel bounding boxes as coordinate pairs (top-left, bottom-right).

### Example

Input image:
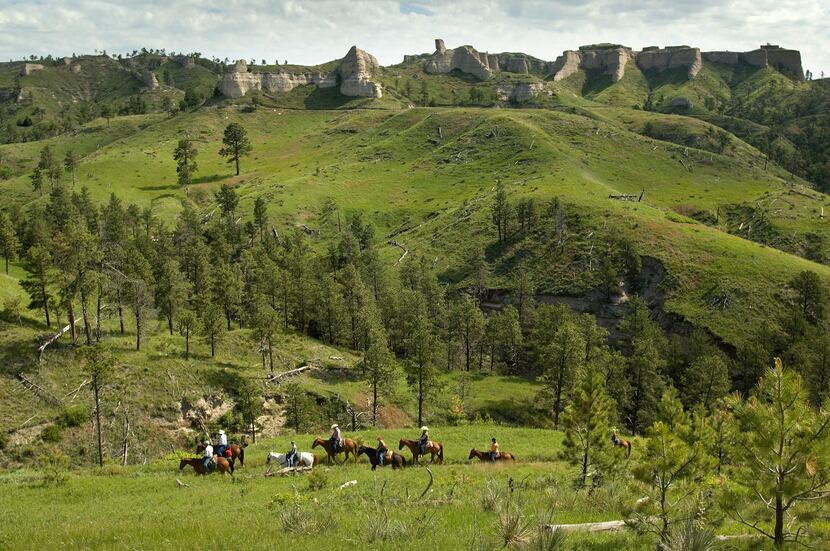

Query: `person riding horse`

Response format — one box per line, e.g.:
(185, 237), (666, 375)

(216, 429), (228, 458)
(201, 440), (214, 472)
(330, 424), (341, 452)
(376, 435), (388, 466)
(489, 437), (500, 463)
(286, 441), (298, 467)
(418, 426), (429, 456)
(611, 429), (620, 447)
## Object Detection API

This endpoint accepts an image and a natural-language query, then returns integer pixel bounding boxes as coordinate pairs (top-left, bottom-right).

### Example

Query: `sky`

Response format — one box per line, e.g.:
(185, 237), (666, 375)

(1, 0), (828, 76)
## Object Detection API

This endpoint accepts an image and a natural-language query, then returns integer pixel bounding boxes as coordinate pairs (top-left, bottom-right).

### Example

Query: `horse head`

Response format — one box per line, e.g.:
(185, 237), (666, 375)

(468, 448), (477, 460)
(178, 458), (188, 471)
(357, 445), (371, 457)
(196, 443), (205, 453)
(311, 438), (321, 449)
(398, 439), (406, 450)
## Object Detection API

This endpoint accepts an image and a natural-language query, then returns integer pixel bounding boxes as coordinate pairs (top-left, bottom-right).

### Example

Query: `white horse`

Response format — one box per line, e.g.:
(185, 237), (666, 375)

(265, 451), (316, 472)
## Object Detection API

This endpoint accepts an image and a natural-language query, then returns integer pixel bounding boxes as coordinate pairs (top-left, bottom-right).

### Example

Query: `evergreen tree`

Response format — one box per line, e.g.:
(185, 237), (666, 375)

(20, 244), (52, 326)
(456, 294), (484, 371)
(631, 391), (714, 546)
(30, 166), (43, 196)
(79, 343), (114, 467)
(561, 360), (616, 486)
(38, 145), (62, 191)
(154, 258), (188, 335)
(63, 150), (79, 188)
(173, 137), (198, 186)
(253, 196), (267, 241)
(682, 353), (730, 410)
(176, 308), (197, 359)
(403, 293), (439, 427)
(0, 211), (20, 274)
(723, 358), (830, 547)
(200, 302), (225, 357)
(362, 310), (397, 426)
(539, 318), (584, 428)
(235, 378), (263, 443)
(214, 183), (239, 222)
(491, 182), (511, 244)
(219, 122), (252, 176)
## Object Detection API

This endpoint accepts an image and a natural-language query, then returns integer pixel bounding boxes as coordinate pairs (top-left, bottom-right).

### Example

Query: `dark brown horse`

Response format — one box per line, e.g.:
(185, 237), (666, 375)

(311, 437), (358, 464)
(398, 438), (444, 464)
(611, 432), (632, 458)
(197, 442), (246, 467)
(179, 456), (234, 475)
(357, 445), (407, 470)
(468, 448), (516, 463)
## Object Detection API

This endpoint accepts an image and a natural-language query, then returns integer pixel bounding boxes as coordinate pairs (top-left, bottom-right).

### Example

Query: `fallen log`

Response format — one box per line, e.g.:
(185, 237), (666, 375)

(542, 520), (626, 533)
(37, 319), (82, 361)
(266, 365), (315, 383)
(264, 465), (314, 476)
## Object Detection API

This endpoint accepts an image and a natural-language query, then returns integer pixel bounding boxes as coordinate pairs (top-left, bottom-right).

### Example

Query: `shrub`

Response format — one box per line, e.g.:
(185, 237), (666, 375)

(365, 507), (408, 543)
(496, 502), (533, 547)
(39, 448), (70, 486)
(306, 469), (328, 491)
(41, 424), (63, 443)
(61, 406), (87, 428)
(482, 478), (504, 512)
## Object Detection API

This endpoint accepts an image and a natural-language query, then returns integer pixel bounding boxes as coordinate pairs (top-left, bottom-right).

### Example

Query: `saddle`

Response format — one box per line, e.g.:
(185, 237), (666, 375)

(384, 450), (393, 461)
(426, 440), (435, 449)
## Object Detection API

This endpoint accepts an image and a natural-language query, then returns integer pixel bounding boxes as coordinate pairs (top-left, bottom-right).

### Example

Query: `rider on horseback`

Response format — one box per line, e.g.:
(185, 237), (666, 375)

(611, 428), (620, 446)
(418, 426), (429, 456)
(376, 435), (387, 466)
(202, 440), (214, 472)
(489, 437), (500, 463)
(216, 429), (228, 458)
(330, 424), (341, 452)
(286, 441), (298, 467)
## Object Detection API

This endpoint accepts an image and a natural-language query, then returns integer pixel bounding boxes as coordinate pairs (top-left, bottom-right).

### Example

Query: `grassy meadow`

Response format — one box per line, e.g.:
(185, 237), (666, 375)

(0, 424), (767, 550)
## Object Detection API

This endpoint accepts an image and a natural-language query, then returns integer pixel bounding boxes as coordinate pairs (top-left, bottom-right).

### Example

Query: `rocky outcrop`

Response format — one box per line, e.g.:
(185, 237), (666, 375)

(142, 70), (160, 90)
(637, 46), (703, 79)
(21, 63), (45, 76)
(338, 46), (382, 98)
(217, 47), (382, 99)
(424, 40), (493, 80)
(551, 45), (632, 82)
(496, 82), (547, 102)
(703, 45), (803, 80)
(70, 64), (82, 74)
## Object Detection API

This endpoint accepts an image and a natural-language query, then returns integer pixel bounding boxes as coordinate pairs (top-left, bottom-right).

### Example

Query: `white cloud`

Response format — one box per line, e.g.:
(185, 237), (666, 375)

(0, 0), (827, 75)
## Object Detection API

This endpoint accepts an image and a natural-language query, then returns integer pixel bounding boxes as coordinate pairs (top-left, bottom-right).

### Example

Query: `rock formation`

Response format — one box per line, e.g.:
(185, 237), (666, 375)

(217, 47), (382, 99)
(142, 70), (160, 90)
(424, 41), (494, 81)
(496, 82), (547, 102)
(637, 46), (703, 79)
(703, 45), (803, 80)
(21, 63), (45, 76)
(551, 45), (633, 82)
(338, 46), (382, 98)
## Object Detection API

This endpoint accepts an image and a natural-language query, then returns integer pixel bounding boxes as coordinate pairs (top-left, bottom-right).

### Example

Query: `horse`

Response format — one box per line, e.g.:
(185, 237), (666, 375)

(468, 448), (516, 463)
(311, 437), (358, 464)
(265, 451), (317, 472)
(611, 433), (632, 458)
(197, 442), (246, 467)
(357, 445), (407, 470)
(179, 456), (234, 476)
(398, 438), (444, 465)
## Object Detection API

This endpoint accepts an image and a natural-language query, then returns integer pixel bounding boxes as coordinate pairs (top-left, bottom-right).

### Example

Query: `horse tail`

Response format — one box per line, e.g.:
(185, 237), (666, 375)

(626, 441), (632, 458)
(438, 444), (444, 463)
(312, 453), (318, 467)
(239, 446), (245, 467)
(229, 457), (235, 475)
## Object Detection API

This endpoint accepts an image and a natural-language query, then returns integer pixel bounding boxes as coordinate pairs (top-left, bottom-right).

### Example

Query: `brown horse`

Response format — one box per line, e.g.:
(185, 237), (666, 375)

(357, 445), (407, 470)
(197, 442), (246, 467)
(179, 456), (234, 475)
(398, 438), (444, 464)
(611, 433), (632, 458)
(468, 448), (516, 463)
(311, 437), (358, 464)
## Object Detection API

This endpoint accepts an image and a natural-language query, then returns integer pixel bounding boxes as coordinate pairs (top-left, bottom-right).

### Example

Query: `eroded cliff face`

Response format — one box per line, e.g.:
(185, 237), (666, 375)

(551, 45), (633, 82)
(703, 45), (803, 80)
(424, 40), (494, 81)
(217, 46), (382, 99)
(637, 46), (703, 79)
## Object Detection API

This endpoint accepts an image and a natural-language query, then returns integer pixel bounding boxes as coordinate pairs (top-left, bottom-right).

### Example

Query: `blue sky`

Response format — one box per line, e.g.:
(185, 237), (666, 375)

(1, 0), (828, 76)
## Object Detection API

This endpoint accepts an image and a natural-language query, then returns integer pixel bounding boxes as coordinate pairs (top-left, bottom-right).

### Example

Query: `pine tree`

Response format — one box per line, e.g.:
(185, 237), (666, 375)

(561, 361), (615, 485)
(173, 138), (198, 186)
(491, 182), (511, 243)
(79, 343), (115, 467)
(253, 196), (267, 241)
(682, 353), (730, 410)
(20, 244), (52, 326)
(200, 303), (225, 357)
(235, 378), (263, 443)
(723, 358), (830, 547)
(631, 391), (714, 546)
(539, 318), (584, 428)
(176, 308), (197, 359)
(403, 293), (439, 427)
(362, 310), (397, 426)
(31, 166), (43, 196)
(219, 122), (252, 176)
(63, 150), (79, 188)
(0, 211), (20, 274)
(456, 294), (484, 371)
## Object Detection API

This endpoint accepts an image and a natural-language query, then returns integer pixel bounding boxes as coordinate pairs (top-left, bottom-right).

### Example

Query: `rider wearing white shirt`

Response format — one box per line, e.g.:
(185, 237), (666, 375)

(202, 441), (213, 472)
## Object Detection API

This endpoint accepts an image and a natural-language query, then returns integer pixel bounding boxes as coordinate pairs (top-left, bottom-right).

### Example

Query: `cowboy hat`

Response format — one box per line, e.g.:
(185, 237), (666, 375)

(420, 426), (428, 431)
(219, 430), (225, 434)
(203, 440), (210, 445)
(331, 423), (339, 429)
(376, 435), (383, 440)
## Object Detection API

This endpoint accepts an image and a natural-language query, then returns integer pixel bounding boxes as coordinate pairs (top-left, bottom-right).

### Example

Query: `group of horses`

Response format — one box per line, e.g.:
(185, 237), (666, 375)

(179, 432), (632, 476)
